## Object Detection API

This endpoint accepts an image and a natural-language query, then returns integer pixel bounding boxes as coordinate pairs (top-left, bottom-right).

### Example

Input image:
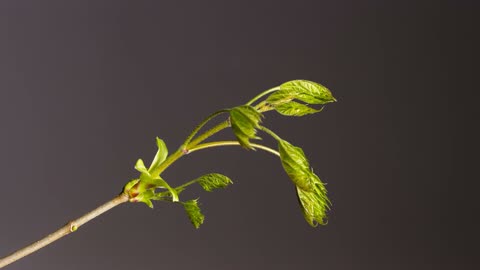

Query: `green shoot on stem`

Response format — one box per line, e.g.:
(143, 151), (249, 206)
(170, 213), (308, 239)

(0, 79), (337, 269)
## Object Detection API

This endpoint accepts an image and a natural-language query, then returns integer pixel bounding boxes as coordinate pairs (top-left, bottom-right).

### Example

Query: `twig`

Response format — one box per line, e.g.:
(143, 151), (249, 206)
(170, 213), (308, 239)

(0, 193), (128, 268)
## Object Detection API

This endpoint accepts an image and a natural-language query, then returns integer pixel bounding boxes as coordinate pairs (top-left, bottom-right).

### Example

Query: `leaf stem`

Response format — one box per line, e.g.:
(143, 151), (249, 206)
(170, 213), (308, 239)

(245, 86), (280, 106)
(254, 100), (275, 113)
(149, 86), (282, 178)
(189, 140), (280, 157)
(259, 126), (282, 141)
(0, 193), (129, 269)
(174, 179), (199, 191)
(150, 120), (231, 178)
(149, 148), (185, 178)
(181, 110), (229, 148)
(158, 141), (279, 199)
(187, 120), (231, 149)
(155, 141), (279, 201)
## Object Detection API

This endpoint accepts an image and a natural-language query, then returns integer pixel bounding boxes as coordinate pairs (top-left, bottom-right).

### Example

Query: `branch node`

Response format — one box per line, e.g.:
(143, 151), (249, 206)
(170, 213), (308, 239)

(68, 221), (78, 232)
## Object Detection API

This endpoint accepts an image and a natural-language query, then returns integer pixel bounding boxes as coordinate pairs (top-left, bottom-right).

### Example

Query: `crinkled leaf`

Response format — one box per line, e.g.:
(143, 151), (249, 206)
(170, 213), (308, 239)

(274, 101), (322, 116)
(280, 80), (336, 105)
(134, 159), (149, 175)
(229, 105), (263, 149)
(296, 174), (331, 227)
(148, 137), (168, 172)
(278, 139), (314, 191)
(196, 173), (233, 192)
(183, 199), (205, 229)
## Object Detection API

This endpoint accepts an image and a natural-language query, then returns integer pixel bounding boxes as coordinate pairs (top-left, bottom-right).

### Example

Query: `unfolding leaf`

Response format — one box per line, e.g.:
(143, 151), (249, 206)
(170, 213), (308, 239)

(295, 174), (331, 227)
(274, 101), (322, 116)
(134, 159), (149, 175)
(266, 90), (296, 106)
(196, 173), (233, 192)
(278, 139), (314, 191)
(229, 105), (263, 149)
(183, 199), (205, 229)
(266, 80), (335, 118)
(146, 175), (179, 202)
(148, 137), (168, 172)
(135, 189), (155, 208)
(280, 80), (336, 105)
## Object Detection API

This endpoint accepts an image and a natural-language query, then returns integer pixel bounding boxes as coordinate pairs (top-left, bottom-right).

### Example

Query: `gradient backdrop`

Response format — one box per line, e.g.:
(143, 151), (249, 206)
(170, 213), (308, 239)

(0, 1), (477, 269)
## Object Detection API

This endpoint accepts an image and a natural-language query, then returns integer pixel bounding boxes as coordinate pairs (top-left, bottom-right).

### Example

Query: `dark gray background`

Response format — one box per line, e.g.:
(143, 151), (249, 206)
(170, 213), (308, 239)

(0, 1), (477, 269)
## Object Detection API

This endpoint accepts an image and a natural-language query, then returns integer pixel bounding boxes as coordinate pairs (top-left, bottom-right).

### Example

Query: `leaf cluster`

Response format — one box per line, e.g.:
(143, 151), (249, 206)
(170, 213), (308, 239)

(267, 80), (335, 116)
(229, 80), (335, 226)
(179, 173), (233, 228)
(278, 139), (330, 226)
(123, 137), (178, 208)
(123, 146), (234, 228)
(122, 79), (336, 229)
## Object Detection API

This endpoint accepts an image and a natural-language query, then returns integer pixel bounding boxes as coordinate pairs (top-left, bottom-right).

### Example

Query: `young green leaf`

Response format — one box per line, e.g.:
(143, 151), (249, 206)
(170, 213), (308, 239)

(134, 159), (149, 175)
(295, 175), (331, 227)
(182, 199), (205, 229)
(148, 137), (168, 172)
(229, 105), (263, 149)
(280, 80), (336, 105)
(265, 90), (295, 106)
(196, 173), (233, 192)
(274, 101), (322, 116)
(278, 139), (314, 191)
(266, 80), (335, 117)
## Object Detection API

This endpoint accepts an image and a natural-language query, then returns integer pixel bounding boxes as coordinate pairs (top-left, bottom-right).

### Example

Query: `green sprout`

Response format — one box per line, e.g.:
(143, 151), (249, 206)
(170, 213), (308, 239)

(0, 80), (336, 268)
